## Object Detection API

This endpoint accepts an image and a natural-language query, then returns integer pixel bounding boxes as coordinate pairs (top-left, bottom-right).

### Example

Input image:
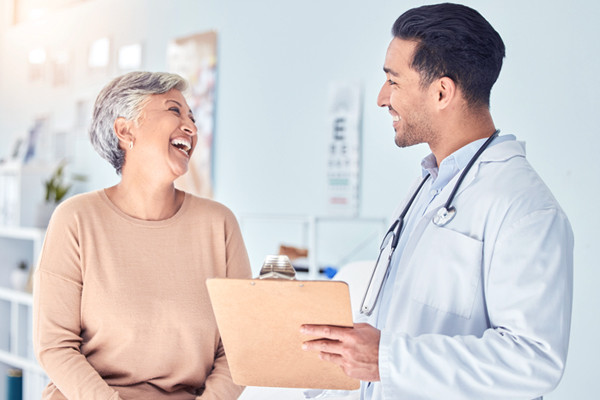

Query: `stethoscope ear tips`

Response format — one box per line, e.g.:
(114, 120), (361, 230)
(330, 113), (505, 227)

(433, 206), (456, 227)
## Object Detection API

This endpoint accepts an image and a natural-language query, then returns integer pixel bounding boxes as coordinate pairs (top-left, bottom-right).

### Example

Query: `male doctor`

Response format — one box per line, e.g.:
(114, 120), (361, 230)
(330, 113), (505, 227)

(302, 3), (574, 399)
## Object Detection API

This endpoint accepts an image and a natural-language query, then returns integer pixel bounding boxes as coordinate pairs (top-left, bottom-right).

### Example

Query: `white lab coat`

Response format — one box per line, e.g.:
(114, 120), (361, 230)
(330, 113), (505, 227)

(364, 140), (574, 399)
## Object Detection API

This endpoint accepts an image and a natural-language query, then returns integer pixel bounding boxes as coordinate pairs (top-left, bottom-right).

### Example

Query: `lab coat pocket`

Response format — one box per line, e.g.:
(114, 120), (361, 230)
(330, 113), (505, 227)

(409, 225), (482, 319)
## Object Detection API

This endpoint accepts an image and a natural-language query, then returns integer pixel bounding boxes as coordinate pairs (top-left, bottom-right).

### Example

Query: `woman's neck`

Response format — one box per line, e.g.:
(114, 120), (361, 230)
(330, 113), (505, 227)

(105, 175), (184, 221)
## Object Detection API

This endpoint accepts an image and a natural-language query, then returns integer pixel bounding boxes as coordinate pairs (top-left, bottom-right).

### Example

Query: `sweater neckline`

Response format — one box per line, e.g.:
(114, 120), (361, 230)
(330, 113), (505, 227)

(97, 189), (190, 227)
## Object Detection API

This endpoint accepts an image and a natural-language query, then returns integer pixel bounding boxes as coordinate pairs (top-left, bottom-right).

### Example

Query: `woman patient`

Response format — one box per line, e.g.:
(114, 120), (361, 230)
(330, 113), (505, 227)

(33, 71), (251, 399)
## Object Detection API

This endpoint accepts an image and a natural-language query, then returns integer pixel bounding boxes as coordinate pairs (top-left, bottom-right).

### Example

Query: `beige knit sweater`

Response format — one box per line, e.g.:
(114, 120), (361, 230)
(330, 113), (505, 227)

(33, 190), (252, 400)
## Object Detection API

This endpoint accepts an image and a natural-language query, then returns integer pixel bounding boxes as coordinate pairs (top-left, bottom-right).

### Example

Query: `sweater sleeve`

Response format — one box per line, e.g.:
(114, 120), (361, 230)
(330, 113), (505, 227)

(198, 208), (251, 399)
(33, 203), (122, 400)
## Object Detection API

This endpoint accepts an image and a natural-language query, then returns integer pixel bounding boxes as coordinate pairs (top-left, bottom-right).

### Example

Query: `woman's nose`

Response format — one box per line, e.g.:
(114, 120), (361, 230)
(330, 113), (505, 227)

(182, 120), (197, 136)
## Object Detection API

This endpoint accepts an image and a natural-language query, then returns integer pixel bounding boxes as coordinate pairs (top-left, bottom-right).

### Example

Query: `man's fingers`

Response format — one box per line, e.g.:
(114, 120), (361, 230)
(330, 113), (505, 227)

(319, 351), (344, 365)
(302, 338), (343, 354)
(301, 323), (381, 382)
(300, 324), (349, 340)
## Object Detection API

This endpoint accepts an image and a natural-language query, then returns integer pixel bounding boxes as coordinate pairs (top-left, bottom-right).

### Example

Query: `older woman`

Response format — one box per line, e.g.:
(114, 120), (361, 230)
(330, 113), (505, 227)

(33, 71), (251, 400)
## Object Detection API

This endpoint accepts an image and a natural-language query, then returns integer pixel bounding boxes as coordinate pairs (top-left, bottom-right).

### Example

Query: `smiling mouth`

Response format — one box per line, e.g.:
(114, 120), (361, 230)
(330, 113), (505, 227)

(170, 138), (192, 157)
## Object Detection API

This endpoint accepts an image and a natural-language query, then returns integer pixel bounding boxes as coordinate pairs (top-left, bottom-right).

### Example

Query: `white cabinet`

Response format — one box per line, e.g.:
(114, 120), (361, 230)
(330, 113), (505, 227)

(0, 226), (48, 399)
(0, 162), (49, 228)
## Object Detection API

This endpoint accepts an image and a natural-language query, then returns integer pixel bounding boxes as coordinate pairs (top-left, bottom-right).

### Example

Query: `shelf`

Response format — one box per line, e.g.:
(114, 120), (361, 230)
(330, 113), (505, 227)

(0, 226), (45, 241)
(0, 226), (46, 274)
(0, 225), (48, 399)
(0, 350), (44, 375)
(0, 162), (52, 227)
(0, 287), (33, 305)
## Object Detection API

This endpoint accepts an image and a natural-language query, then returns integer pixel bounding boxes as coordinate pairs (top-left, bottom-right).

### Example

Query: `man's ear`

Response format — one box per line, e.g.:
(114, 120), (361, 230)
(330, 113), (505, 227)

(435, 76), (457, 110)
(114, 117), (133, 149)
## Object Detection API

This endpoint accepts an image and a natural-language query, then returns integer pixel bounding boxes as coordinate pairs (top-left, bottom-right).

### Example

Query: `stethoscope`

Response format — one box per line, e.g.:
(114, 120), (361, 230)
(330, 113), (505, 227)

(359, 130), (500, 316)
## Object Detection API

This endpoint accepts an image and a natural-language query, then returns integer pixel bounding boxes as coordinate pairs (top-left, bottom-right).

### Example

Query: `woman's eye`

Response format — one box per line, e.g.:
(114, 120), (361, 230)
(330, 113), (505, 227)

(169, 107), (181, 115)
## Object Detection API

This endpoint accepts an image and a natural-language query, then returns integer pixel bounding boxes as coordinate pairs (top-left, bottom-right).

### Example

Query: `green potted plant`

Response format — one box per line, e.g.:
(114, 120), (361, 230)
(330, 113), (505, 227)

(36, 160), (86, 227)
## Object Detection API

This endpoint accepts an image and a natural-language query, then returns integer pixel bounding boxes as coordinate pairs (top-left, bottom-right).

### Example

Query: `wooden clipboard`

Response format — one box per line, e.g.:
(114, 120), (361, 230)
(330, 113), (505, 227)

(206, 278), (360, 390)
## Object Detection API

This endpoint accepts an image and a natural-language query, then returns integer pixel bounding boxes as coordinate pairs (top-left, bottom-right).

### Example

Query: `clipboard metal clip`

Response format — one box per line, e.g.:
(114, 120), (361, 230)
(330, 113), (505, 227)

(258, 255), (297, 280)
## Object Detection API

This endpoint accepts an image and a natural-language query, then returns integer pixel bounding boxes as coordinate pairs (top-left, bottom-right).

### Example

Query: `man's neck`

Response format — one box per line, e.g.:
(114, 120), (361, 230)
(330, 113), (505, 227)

(429, 111), (496, 167)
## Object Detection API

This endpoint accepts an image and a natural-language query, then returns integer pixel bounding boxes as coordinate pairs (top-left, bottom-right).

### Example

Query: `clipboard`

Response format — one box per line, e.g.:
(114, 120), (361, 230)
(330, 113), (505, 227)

(206, 278), (360, 390)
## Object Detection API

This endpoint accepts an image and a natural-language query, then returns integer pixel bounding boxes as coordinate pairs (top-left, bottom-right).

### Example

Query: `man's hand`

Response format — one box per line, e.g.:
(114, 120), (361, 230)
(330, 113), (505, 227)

(301, 323), (381, 382)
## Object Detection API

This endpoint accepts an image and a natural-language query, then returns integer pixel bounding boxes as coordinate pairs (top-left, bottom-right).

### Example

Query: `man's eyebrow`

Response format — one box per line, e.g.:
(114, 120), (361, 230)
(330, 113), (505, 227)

(383, 67), (400, 77)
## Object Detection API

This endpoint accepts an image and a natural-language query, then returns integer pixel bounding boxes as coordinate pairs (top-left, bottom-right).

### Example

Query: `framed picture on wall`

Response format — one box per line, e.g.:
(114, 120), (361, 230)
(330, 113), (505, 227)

(167, 31), (218, 199)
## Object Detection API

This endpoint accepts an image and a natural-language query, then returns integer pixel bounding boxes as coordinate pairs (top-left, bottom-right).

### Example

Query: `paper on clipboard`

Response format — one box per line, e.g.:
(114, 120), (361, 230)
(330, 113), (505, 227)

(206, 278), (360, 390)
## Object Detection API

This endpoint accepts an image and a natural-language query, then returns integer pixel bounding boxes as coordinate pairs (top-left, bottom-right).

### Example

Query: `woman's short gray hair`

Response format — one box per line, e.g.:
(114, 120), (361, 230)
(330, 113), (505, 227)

(89, 71), (188, 174)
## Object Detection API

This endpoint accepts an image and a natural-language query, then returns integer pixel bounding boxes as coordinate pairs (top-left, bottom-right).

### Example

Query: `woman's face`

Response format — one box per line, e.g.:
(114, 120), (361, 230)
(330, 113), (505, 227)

(127, 89), (198, 180)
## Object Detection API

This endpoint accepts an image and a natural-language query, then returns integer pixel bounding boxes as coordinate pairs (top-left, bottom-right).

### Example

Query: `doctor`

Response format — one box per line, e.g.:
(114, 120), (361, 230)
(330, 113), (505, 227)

(301, 3), (574, 399)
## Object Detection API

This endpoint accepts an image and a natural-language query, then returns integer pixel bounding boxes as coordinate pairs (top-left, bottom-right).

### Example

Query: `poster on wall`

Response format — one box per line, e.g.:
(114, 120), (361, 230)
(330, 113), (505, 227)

(167, 31), (217, 198)
(326, 82), (363, 217)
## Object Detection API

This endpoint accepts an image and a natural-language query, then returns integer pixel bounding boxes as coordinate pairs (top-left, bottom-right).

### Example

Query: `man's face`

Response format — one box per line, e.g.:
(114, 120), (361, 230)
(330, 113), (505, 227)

(377, 38), (437, 148)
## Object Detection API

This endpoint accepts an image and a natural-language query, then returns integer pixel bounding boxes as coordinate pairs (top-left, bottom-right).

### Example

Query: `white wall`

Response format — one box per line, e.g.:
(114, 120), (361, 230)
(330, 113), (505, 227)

(0, 0), (598, 397)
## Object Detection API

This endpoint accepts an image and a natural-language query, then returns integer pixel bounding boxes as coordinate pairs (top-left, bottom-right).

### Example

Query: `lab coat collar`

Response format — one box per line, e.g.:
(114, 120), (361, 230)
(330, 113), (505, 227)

(420, 134), (521, 178)
(478, 137), (525, 163)
(423, 137), (526, 213)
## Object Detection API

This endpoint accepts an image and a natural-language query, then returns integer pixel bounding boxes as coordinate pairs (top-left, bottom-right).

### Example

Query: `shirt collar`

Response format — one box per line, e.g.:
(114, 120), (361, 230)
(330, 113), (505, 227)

(421, 133), (515, 192)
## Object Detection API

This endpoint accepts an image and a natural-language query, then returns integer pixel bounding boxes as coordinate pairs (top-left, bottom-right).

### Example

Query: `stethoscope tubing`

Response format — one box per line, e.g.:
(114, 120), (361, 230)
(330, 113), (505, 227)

(360, 129), (500, 316)
(441, 129), (500, 213)
(390, 173), (431, 250)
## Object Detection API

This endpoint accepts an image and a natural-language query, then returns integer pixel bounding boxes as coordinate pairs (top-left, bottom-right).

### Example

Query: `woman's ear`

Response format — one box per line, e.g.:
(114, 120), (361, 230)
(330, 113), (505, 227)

(114, 117), (133, 149)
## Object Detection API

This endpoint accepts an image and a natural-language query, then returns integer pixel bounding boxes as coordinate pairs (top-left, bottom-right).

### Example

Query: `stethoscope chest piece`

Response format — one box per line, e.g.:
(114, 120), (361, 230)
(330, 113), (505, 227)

(433, 206), (456, 227)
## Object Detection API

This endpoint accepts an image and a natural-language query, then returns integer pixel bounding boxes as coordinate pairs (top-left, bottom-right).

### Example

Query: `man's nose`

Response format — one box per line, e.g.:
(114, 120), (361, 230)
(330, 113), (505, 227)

(377, 83), (390, 108)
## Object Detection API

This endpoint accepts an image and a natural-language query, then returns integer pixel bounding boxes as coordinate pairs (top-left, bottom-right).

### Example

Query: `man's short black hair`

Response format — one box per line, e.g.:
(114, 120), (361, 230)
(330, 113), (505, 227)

(392, 2), (505, 108)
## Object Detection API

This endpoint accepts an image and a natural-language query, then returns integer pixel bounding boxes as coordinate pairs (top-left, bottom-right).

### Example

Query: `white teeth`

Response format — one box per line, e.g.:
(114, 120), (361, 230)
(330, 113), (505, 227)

(392, 115), (400, 122)
(171, 138), (191, 155)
